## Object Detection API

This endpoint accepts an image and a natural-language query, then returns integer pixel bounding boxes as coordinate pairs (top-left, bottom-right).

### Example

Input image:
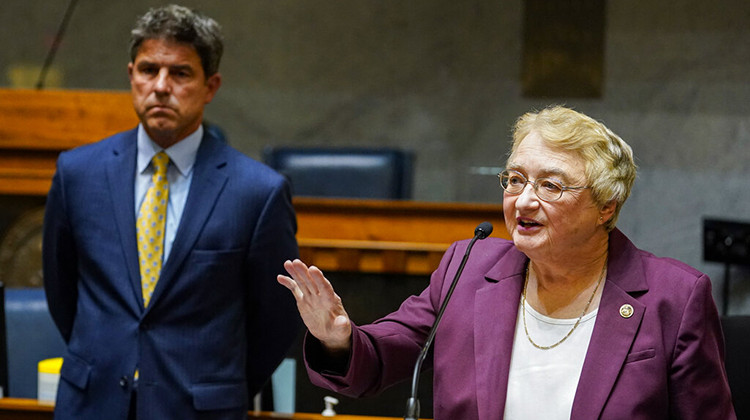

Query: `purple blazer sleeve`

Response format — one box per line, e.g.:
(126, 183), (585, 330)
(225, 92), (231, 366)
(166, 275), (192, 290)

(669, 274), (734, 418)
(303, 242), (467, 397)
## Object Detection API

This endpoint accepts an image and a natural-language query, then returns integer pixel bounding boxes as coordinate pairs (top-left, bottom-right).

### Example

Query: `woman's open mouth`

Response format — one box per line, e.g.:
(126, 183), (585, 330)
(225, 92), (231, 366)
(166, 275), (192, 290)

(517, 218), (541, 229)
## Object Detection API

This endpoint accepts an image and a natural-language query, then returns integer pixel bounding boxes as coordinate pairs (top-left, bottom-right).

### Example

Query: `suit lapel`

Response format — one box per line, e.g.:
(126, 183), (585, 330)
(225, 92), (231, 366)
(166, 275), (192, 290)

(572, 281), (645, 418)
(571, 229), (649, 418)
(105, 129), (144, 309)
(474, 252), (526, 420)
(144, 134), (229, 313)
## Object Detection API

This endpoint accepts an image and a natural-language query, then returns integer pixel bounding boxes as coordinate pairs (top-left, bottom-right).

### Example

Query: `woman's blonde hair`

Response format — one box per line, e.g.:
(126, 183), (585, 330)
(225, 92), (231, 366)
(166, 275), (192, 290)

(508, 106), (637, 231)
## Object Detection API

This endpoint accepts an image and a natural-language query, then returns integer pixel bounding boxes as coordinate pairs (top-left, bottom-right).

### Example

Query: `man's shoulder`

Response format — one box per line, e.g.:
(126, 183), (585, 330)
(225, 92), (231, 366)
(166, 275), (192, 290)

(206, 140), (287, 186)
(57, 128), (136, 167)
(61, 128), (136, 157)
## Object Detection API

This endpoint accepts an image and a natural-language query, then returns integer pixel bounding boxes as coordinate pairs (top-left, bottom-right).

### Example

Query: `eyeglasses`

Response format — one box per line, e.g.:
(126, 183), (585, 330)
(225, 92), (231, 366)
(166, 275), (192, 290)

(498, 169), (590, 202)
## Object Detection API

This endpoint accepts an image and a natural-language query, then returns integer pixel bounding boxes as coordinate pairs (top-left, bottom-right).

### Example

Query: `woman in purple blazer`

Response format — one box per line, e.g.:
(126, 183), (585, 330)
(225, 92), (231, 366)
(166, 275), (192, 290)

(278, 106), (736, 419)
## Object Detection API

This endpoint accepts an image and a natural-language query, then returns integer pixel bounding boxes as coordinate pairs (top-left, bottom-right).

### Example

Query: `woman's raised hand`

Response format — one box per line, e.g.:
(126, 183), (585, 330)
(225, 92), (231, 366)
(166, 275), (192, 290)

(277, 259), (352, 354)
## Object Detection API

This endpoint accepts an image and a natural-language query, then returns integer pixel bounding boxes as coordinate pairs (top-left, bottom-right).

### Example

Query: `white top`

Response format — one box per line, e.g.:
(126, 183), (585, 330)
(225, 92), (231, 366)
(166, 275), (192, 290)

(503, 300), (598, 420)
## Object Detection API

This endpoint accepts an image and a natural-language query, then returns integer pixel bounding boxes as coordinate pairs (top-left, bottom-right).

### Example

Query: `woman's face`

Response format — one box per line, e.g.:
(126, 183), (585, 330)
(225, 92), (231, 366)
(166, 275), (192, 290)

(503, 131), (605, 262)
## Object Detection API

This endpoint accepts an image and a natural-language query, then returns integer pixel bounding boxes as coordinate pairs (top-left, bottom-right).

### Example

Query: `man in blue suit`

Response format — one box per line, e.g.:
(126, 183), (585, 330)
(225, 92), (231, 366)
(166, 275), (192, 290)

(42, 5), (301, 419)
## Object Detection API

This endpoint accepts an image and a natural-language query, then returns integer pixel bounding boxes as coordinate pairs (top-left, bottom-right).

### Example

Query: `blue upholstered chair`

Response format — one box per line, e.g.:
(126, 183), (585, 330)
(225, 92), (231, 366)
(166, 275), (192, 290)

(270, 358), (296, 414)
(4, 287), (65, 398)
(262, 147), (414, 200)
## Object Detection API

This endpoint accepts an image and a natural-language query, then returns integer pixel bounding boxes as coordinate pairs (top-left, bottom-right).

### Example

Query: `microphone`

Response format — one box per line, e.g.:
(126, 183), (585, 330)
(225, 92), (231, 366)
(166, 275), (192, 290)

(404, 221), (493, 420)
(474, 221), (493, 240)
(36, 0), (80, 89)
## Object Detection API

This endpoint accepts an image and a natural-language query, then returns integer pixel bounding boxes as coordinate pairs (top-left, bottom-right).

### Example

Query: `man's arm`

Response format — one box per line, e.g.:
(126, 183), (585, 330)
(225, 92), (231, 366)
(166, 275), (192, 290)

(42, 158), (79, 343)
(244, 179), (302, 397)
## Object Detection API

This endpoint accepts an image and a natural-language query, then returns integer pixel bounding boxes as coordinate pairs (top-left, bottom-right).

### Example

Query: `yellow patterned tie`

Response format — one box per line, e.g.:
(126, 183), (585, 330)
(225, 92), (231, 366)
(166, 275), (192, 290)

(137, 151), (169, 308)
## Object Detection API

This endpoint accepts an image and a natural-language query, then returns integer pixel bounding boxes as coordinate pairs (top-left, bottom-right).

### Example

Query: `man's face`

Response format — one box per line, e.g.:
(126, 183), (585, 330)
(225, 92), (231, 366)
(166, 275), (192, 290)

(128, 38), (221, 148)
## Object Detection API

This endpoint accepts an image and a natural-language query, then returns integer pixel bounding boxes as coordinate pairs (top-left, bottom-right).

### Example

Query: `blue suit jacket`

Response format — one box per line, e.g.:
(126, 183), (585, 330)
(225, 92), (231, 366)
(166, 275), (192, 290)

(43, 128), (301, 419)
(305, 229), (736, 419)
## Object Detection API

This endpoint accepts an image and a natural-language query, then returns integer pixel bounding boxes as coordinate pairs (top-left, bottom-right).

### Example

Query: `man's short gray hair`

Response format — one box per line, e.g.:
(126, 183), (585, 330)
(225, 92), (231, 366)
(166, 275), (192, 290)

(129, 4), (223, 77)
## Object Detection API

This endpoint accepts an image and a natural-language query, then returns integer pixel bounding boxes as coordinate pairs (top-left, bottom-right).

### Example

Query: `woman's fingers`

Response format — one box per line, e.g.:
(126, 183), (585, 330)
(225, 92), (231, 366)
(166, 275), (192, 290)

(306, 264), (334, 298)
(279, 259), (340, 311)
(276, 274), (304, 300)
(284, 259), (321, 296)
(278, 259), (352, 350)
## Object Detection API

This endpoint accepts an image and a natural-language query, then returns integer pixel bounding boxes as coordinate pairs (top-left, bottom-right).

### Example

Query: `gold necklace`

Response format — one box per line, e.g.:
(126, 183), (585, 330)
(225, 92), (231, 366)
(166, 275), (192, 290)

(521, 260), (607, 350)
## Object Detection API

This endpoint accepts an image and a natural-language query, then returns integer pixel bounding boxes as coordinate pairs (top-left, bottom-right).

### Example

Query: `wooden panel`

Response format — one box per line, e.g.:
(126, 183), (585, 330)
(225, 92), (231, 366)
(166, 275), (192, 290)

(0, 88), (137, 151)
(522, 0), (606, 97)
(0, 88), (138, 197)
(0, 398), (52, 420)
(294, 198), (507, 244)
(0, 151), (58, 196)
(294, 198), (507, 275)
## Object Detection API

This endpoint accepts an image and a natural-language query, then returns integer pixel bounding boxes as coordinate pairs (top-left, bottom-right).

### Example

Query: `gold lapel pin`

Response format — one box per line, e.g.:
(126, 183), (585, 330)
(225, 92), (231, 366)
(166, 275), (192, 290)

(619, 304), (634, 318)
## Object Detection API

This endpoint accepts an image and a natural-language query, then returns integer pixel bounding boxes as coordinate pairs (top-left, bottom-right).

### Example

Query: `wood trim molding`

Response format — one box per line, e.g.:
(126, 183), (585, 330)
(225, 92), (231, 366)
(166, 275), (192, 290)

(0, 398), (419, 420)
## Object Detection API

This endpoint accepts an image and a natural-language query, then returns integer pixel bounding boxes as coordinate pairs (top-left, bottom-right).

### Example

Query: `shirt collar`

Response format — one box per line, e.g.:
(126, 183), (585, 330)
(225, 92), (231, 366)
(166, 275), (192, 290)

(136, 124), (203, 176)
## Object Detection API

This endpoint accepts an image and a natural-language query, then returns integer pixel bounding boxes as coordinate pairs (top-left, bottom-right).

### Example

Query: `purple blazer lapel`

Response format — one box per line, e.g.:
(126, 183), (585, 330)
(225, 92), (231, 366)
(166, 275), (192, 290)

(105, 129), (144, 310)
(474, 251), (526, 420)
(572, 229), (649, 418)
(572, 281), (645, 418)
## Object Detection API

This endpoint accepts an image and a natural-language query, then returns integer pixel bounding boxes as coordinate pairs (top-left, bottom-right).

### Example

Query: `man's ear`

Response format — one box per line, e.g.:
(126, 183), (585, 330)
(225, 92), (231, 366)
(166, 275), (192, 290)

(204, 72), (222, 104)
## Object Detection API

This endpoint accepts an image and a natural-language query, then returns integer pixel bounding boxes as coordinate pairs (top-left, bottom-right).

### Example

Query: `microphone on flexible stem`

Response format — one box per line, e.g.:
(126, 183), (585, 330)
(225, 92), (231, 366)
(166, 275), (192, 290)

(36, 0), (80, 89)
(404, 221), (493, 420)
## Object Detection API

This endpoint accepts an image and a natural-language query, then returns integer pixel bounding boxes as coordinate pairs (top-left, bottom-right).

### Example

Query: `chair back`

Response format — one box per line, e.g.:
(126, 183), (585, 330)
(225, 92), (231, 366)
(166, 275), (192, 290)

(721, 315), (750, 418)
(4, 288), (65, 398)
(263, 147), (414, 199)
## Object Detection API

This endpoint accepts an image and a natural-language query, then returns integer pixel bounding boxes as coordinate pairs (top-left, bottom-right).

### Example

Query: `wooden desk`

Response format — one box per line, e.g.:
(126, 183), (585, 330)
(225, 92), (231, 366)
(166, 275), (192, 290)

(0, 88), (507, 277)
(295, 197), (506, 274)
(0, 398), (51, 420)
(0, 398), (418, 420)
